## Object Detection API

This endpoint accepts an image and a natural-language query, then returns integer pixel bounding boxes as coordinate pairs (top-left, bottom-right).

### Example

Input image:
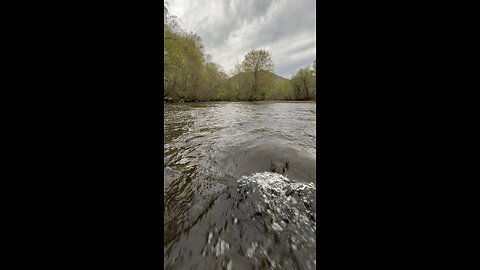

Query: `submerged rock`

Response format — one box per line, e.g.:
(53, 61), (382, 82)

(212, 139), (316, 183)
(270, 159), (289, 174)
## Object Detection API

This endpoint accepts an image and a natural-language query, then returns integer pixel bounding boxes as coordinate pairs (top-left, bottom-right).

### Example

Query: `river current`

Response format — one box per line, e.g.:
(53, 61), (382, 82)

(164, 102), (316, 270)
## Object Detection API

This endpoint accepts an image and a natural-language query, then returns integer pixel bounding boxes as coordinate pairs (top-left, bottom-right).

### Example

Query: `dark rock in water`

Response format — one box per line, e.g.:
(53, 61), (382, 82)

(285, 187), (294, 196)
(212, 138), (316, 183)
(270, 160), (289, 174)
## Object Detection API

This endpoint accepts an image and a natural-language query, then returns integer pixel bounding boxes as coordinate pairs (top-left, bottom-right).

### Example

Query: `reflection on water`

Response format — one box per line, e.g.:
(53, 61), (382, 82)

(164, 102), (316, 270)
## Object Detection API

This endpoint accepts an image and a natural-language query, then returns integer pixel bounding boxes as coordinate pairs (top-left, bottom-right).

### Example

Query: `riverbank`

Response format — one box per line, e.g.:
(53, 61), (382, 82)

(164, 97), (316, 103)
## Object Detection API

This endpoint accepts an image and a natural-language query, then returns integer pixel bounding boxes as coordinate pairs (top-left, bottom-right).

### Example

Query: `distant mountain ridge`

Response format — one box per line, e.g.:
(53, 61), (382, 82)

(271, 72), (289, 81)
(229, 71), (289, 82)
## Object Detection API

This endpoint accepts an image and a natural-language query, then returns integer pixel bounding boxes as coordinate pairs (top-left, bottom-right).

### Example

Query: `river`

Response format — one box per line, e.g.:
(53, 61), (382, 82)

(164, 101), (316, 270)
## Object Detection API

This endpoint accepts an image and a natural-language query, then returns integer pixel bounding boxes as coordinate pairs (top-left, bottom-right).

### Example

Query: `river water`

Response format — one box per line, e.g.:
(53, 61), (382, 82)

(164, 102), (316, 270)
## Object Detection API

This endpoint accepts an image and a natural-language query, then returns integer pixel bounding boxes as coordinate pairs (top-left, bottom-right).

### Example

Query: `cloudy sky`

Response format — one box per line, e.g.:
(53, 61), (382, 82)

(168, 0), (316, 78)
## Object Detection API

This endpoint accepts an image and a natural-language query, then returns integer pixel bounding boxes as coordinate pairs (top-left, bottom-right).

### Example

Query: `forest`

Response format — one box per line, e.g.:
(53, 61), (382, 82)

(164, 3), (316, 102)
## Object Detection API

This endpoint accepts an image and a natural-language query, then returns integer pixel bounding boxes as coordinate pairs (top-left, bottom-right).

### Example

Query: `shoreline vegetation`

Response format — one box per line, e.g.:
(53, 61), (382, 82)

(164, 98), (317, 104)
(164, 2), (316, 103)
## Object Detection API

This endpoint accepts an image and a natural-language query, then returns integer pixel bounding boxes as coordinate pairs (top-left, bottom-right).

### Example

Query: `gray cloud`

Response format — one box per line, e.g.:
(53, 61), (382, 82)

(169, 0), (315, 78)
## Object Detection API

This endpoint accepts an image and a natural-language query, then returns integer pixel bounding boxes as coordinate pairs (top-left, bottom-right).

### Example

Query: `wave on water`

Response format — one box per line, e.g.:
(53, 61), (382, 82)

(164, 171), (316, 270)
(237, 171), (316, 230)
(214, 172), (316, 269)
(164, 103), (316, 269)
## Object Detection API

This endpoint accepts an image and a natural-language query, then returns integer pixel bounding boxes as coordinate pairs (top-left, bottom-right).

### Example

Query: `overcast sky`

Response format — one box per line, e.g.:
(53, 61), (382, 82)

(168, 0), (316, 78)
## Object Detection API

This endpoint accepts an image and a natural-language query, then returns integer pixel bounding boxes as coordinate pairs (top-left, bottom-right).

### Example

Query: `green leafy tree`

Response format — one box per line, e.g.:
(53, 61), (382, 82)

(237, 49), (274, 100)
(163, 5), (316, 102)
(313, 59), (316, 77)
(291, 66), (315, 100)
(311, 59), (316, 100)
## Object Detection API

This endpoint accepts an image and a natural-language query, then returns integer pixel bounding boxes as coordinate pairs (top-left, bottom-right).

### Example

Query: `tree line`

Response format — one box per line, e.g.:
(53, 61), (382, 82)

(164, 3), (316, 102)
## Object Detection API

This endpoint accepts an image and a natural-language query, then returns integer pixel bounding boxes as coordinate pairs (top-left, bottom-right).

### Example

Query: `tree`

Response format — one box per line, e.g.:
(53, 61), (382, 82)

(291, 66), (315, 100)
(164, 2), (233, 101)
(311, 59), (316, 99)
(238, 49), (274, 100)
(312, 59), (316, 77)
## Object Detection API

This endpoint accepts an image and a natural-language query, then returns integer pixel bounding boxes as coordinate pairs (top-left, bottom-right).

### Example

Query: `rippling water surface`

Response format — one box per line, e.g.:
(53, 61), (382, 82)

(164, 102), (316, 270)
